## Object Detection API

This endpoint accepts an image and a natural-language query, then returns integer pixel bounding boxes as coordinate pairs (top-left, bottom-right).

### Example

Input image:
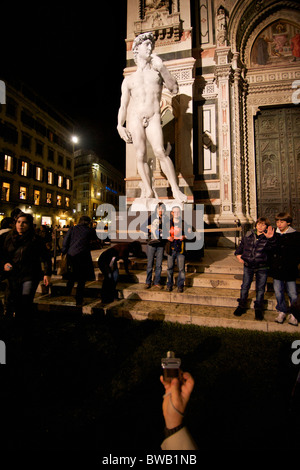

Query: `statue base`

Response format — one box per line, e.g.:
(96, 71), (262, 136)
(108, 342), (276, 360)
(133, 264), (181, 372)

(129, 197), (185, 212)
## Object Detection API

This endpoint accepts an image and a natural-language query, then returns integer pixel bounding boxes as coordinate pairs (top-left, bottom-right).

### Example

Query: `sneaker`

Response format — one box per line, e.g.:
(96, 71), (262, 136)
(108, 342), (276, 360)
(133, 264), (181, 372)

(177, 286), (183, 293)
(288, 314), (298, 326)
(154, 284), (163, 290)
(145, 284), (151, 289)
(233, 306), (246, 316)
(275, 312), (286, 324)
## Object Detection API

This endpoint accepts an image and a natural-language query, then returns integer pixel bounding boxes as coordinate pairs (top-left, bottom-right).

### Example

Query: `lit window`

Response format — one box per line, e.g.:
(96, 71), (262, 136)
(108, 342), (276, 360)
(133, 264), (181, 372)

(48, 171), (53, 184)
(21, 161), (28, 176)
(65, 197), (70, 207)
(4, 154), (13, 172)
(66, 178), (70, 190)
(34, 190), (40, 205)
(19, 186), (27, 200)
(36, 167), (43, 181)
(46, 193), (52, 204)
(1, 182), (10, 201)
(58, 175), (63, 187)
(57, 194), (62, 206)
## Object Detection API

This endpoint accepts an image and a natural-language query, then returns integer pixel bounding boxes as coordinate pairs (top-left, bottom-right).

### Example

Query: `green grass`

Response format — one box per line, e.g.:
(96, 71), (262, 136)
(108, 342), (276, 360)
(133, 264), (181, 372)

(0, 313), (299, 450)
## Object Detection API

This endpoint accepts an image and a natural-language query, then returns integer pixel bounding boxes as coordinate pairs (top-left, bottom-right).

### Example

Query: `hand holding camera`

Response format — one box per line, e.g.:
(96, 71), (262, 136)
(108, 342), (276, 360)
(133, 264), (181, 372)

(161, 351), (194, 429)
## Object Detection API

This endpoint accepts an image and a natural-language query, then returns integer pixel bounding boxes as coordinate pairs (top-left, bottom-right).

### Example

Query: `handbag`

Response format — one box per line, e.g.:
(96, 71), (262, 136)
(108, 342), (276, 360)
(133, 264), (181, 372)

(58, 253), (68, 275)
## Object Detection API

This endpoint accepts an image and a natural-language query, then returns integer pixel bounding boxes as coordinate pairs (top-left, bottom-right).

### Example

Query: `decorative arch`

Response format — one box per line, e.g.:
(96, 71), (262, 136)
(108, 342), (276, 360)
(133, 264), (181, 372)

(228, 0), (300, 62)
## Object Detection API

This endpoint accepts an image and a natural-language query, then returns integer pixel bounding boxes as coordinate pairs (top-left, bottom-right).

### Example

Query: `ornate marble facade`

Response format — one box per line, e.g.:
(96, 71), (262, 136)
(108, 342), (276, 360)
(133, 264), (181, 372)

(123, 0), (300, 232)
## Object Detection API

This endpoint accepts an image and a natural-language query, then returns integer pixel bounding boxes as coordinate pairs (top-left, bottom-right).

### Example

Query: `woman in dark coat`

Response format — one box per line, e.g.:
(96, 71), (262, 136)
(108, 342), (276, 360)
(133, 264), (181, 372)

(0, 212), (52, 322)
(62, 216), (97, 306)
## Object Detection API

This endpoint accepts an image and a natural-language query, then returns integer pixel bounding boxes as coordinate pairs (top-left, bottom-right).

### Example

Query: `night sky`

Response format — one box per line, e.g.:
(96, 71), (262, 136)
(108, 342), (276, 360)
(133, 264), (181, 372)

(2, 3), (128, 171)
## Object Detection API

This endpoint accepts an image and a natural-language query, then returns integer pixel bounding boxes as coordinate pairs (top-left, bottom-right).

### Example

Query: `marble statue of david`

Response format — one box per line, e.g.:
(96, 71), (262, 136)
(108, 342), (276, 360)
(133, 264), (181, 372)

(117, 31), (187, 203)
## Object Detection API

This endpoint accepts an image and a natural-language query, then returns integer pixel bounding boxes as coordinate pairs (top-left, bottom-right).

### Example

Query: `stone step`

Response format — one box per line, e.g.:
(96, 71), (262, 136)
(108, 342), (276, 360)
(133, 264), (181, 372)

(47, 268), (273, 291)
(45, 278), (278, 311)
(33, 294), (298, 334)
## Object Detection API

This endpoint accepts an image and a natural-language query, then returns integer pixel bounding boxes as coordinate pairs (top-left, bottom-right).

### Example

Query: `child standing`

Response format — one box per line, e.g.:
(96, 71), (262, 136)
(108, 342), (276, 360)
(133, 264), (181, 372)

(270, 212), (300, 326)
(234, 217), (275, 320)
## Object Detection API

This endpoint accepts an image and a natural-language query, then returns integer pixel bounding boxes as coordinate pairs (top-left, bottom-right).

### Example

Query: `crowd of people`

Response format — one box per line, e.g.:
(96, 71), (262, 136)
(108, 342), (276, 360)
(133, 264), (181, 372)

(0, 205), (299, 325)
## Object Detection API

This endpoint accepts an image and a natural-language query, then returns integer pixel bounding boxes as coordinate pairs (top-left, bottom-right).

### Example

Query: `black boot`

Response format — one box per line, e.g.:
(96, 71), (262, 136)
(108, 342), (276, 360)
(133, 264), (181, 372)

(255, 309), (264, 321)
(233, 306), (246, 316)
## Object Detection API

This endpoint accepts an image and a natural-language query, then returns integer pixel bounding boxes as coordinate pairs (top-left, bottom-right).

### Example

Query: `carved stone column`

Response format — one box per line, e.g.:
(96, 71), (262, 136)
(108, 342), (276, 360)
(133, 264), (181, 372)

(231, 52), (248, 223)
(214, 47), (235, 224)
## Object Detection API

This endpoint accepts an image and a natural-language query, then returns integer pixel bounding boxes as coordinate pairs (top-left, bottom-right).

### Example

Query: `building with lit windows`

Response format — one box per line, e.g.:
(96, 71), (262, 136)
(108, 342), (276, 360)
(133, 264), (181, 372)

(73, 149), (125, 222)
(0, 80), (74, 228)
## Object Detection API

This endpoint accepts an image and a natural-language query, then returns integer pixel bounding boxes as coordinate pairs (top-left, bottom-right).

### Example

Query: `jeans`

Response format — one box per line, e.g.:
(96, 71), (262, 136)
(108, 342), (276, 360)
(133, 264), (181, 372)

(273, 279), (298, 314)
(146, 245), (164, 285)
(66, 279), (86, 304)
(239, 266), (268, 309)
(6, 278), (39, 320)
(167, 252), (185, 288)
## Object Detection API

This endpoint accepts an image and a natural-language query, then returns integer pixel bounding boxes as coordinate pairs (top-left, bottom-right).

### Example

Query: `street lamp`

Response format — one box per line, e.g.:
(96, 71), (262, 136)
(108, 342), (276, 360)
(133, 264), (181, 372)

(71, 135), (79, 144)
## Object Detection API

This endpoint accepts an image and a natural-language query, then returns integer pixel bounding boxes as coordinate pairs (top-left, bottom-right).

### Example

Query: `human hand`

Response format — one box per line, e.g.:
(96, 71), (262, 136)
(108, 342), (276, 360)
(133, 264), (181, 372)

(4, 263), (13, 272)
(160, 371), (194, 429)
(43, 275), (51, 286)
(236, 255), (244, 264)
(264, 226), (275, 238)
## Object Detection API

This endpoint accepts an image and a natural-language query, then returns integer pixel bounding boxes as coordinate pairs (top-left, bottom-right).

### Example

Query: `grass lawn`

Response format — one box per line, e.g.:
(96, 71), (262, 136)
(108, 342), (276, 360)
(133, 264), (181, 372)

(0, 312), (299, 450)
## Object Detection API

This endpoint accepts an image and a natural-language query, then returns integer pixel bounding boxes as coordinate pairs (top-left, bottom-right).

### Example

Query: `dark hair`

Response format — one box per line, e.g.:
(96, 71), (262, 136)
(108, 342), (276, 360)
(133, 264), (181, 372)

(275, 212), (293, 224)
(78, 216), (91, 225)
(156, 202), (166, 211)
(255, 217), (271, 227)
(0, 216), (14, 229)
(10, 207), (22, 220)
(128, 241), (143, 257)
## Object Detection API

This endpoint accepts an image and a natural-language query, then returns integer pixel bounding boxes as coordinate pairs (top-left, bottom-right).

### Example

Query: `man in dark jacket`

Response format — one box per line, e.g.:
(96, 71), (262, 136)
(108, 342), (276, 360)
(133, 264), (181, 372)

(270, 212), (300, 326)
(141, 202), (169, 289)
(234, 217), (275, 320)
(62, 216), (99, 306)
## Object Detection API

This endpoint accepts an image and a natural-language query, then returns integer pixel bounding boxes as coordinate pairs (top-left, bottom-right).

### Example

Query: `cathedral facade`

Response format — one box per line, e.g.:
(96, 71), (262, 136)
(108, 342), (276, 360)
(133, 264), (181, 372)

(124, 0), (300, 234)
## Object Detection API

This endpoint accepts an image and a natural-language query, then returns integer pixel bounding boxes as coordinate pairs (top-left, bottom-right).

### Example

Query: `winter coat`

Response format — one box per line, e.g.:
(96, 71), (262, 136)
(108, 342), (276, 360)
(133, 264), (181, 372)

(141, 213), (169, 247)
(269, 227), (300, 281)
(0, 229), (52, 283)
(62, 225), (97, 281)
(234, 229), (276, 269)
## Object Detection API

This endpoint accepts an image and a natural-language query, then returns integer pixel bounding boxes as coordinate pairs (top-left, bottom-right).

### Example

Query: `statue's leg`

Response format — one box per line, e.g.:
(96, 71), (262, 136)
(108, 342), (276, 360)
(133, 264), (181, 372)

(131, 125), (153, 198)
(147, 120), (187, 202)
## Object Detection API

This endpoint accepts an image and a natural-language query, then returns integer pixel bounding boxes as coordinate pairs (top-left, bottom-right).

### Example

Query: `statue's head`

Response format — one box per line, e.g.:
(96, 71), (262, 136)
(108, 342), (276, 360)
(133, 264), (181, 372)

(132, 32), (155, 64)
